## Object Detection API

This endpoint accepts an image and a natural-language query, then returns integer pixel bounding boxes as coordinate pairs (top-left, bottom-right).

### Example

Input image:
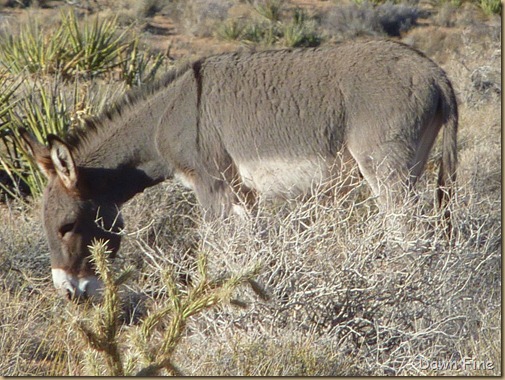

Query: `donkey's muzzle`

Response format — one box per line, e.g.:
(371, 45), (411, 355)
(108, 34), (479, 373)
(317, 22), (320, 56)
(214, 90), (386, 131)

(52, 268), (103, 302)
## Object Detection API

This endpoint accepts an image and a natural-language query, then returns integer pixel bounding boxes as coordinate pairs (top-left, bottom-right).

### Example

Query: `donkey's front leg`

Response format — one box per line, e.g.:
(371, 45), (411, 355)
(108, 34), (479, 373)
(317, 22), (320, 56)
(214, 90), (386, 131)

(191, 174), (245, 221)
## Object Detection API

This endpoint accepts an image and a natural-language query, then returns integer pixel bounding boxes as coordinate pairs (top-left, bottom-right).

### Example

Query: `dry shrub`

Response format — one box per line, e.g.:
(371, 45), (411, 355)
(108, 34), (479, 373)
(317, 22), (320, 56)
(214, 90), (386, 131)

(111, 143), (499, 375)
(322, 1), (424, 41)
(456, 103), (501, 198)
(176, 0), (235, 37)
(193, 190), (496, 375)
(442, 27), (501, 107)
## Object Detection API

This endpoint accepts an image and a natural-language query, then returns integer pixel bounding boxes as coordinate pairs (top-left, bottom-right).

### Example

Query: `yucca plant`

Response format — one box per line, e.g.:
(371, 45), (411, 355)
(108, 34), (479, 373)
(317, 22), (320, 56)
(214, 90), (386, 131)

(59, 11), (130, 79)
(0, 72), (25, 200)
(0, 10), (132, 80)
(353, 0), (404, 4)
(282, 9), (321, 47)
(0, 77), (96, 200)
(251, 0), (284, 22)
(0, 131), (45, 201)
(241, 20), (281, 46)
(0, 10), (167, 85)
(0, 71), (20, 121)
(217, 4), (321, 48)
(215, 19), (245, 41)
(0, 20), (66, 75)
(119, 37), (167, 87)
(480, 0), (502, 15)
(0, 10), (167, 200)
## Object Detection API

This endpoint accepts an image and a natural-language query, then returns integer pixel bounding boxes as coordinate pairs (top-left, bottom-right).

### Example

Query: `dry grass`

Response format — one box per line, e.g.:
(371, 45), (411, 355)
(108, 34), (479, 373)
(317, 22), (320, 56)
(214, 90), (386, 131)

(0, 0), (501, 376)
(1, 131), (499, 375)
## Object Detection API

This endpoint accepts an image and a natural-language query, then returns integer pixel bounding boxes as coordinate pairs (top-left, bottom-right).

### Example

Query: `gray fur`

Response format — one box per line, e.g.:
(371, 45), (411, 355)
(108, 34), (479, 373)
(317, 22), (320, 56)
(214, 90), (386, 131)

(22, 38), (458, 300)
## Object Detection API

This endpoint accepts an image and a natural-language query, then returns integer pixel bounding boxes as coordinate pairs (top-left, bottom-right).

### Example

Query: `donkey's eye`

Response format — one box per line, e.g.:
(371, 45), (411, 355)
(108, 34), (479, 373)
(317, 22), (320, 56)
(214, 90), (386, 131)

(59, 223), (75, 238)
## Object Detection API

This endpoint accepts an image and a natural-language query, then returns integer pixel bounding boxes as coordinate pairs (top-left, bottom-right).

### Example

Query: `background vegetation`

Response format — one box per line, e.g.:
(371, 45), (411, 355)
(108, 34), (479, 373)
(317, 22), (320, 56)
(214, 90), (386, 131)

(0, 0), (501, 376)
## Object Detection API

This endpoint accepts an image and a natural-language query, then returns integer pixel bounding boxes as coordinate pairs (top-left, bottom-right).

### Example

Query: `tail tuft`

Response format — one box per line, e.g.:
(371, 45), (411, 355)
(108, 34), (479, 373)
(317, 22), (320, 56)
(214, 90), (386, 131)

(437, 79), (458, 210)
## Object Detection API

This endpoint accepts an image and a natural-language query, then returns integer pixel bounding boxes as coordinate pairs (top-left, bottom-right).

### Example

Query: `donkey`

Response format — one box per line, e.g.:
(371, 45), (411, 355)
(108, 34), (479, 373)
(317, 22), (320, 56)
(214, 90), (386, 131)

(20, 39), (457, 301)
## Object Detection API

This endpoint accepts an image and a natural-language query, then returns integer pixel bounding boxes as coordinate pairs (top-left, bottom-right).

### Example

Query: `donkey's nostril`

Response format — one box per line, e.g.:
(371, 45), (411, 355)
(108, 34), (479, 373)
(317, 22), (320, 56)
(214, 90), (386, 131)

(72, 280), (95, 303)
(65, 288), (73, 300)
(80, 283), (89, 299)
(66, 288), (89, 303)
(62, 281), (90, 302)
(64, 283), (76, 301)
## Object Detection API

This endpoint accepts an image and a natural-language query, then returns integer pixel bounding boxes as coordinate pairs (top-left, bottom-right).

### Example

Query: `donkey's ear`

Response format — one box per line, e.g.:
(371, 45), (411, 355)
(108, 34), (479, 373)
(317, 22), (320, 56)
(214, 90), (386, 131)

(18, 127), (55, 179)
(47, 135), (78, 190)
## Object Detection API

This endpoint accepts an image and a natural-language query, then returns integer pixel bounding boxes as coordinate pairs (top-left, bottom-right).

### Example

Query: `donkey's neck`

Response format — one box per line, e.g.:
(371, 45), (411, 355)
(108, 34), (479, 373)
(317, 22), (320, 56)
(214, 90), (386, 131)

(75, 92), (172, 204)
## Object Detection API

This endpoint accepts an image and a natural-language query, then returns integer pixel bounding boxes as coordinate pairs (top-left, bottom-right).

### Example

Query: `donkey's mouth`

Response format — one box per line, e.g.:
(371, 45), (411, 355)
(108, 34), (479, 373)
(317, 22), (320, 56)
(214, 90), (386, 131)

(51, 268), (104, 302)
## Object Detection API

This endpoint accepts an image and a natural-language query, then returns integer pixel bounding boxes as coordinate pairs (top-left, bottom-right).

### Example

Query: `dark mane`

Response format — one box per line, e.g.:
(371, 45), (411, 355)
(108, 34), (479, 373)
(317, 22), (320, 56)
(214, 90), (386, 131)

(64, 60), (194, 152)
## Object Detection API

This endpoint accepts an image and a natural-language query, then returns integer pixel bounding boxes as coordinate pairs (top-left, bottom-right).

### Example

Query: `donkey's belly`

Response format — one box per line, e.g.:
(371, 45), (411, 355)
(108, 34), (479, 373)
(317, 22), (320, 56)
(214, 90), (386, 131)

(236, 158), (332, 198)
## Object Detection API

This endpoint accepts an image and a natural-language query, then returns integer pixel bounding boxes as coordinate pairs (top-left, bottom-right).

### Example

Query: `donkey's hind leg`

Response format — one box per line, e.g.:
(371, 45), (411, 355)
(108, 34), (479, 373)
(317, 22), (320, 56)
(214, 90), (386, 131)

(347, 143), (421, 246)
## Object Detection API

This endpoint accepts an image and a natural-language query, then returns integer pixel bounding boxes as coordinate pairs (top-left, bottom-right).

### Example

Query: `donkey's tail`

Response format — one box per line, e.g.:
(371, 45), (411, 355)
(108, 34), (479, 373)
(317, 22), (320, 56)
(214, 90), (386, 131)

(437, 77), (458, 209)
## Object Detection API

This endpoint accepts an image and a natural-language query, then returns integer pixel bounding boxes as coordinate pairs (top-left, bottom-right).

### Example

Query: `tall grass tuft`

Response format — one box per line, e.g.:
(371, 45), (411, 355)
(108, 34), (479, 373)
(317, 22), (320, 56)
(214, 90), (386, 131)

(282, 8), (321, 47)
(251, 0), (284, 22)
(216, 1), (322, 47)
(479, 0), (502, 15)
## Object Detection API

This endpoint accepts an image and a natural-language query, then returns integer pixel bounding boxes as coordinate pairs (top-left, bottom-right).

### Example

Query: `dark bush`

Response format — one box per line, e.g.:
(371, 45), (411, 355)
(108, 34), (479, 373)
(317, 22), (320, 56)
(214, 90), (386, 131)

(323, 1), (424, 39)
(376, 2), (424, 36)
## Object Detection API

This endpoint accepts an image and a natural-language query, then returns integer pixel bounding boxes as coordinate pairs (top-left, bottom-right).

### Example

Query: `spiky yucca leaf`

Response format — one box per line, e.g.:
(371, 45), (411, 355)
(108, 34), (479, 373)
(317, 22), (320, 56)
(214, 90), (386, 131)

(0, 78), (94, 200)
(60, 11), (130, 78)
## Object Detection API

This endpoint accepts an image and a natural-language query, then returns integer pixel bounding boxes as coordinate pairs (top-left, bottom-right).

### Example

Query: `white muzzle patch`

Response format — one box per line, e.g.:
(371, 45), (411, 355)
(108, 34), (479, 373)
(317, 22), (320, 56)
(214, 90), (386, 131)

(51, 268), (103, 300)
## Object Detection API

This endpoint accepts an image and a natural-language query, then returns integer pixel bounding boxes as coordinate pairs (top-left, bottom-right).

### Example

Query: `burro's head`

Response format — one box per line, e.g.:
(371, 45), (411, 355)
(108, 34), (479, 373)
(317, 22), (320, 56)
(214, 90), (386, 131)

(20, 129), (123, 301)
